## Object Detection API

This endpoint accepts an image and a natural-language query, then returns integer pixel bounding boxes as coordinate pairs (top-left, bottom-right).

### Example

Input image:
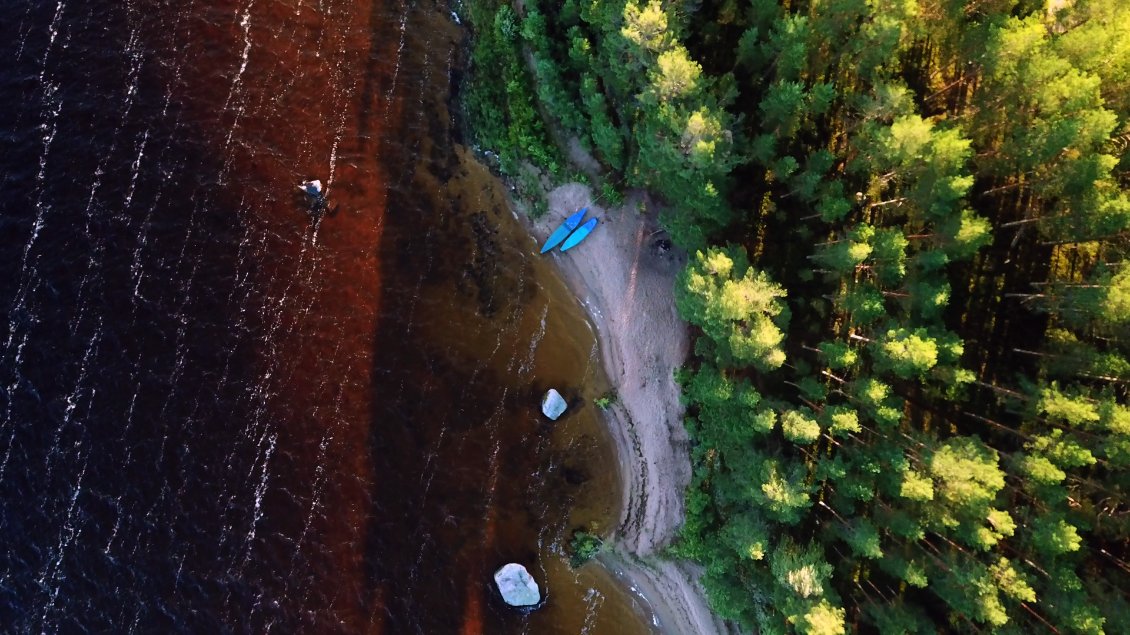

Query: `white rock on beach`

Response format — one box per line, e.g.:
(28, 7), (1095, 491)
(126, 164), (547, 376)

(541, 389), (567, 420)
(493, 563), (541, 607)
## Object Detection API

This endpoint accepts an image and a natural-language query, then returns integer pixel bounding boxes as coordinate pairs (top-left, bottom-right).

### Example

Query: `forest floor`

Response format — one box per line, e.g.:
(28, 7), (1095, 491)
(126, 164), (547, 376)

(522, 182), (736, 635)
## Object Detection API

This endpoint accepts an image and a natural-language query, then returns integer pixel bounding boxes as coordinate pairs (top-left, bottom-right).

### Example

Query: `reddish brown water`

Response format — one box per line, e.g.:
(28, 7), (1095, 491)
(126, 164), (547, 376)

(2, 1), (657, 632)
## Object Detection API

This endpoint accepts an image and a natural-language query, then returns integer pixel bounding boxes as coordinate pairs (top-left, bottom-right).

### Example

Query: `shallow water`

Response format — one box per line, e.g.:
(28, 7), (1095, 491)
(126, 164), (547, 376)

(1, 1), (656, 632)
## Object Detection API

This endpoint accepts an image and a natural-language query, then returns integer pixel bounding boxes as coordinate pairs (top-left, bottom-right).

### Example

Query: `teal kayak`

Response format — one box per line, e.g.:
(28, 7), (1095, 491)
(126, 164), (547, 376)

(541, 208), (587, 254)
(561, 217), (598, 252)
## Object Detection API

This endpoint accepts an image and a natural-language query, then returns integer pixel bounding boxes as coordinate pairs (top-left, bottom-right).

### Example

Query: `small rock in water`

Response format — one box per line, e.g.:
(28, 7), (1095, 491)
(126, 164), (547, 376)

(494, 563), (541, 607)
(541, 389), (567, 420)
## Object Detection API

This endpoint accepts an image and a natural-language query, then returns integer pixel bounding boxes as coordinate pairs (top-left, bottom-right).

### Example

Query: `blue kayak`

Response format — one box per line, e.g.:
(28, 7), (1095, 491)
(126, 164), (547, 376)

(561, 217), (598, 252)
(541, 208), (587, 253)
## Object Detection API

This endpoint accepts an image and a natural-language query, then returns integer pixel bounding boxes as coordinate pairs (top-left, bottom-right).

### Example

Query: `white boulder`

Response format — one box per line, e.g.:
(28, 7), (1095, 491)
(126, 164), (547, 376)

(494, 563), (541, 607)
(541, 389), (567, 420)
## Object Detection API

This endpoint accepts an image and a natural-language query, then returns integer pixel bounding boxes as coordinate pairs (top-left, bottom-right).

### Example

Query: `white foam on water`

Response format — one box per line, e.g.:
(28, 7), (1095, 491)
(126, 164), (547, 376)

(172, 553), (186, 594)
(407, 383), (511, 592)
(579, 587), (606, 635)
(71, 115), (144, 334)
(481, 389), (508, 511)
(45, 321), (101, 479)
(318, 5), (354, 192)
(214, 217), (256, 392)
(288, 424), (334, 580)
(84, 168), (104, 220)
(382, 5), (409, 121)
(123, 129), (149, 209)
(413, 356), (466, 527)
(218, 3), (256, 183)
(327, 74), (349, 188)
(236, 8), (253, 77)
(414, 335), (486, 522)
(170, 192), (202, 285)
(14, 3), (40, 61)
(399, 225), (435, 339)
(241, 429), (277, 565)
(518, 301), (548, 376)
(220, 231), (316, 514)
(115, 10), (145, 134)
(121, 384), (140, 437)
(129, 57), (185, 312)
(103, 496), (124, 554)
(129, 185), (164, 306)
(15, 80), (61, 277)
(222, 5), (255, 112)
(37, 450), (89, 627)
(126, 599), (143, 633)
(38, 1), (68, 83)
(152, 235), (205, 467)
(0, 428), (15, 483)
(0, 330), (31, 436)
(327, 134), (340, 189)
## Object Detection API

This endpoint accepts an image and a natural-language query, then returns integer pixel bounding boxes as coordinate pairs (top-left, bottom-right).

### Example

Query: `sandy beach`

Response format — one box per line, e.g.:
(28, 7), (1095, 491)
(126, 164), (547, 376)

(524, 183), (737, 635)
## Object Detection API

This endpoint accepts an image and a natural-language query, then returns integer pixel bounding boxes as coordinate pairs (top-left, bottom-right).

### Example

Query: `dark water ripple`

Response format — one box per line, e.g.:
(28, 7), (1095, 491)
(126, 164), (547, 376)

(1, 2), (356, 630)
(1, 1), (652, 633)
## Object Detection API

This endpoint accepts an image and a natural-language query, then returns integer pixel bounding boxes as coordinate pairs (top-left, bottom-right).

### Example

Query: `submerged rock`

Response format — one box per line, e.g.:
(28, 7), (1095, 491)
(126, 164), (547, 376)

(541, 389), (567, 420)
(493, 563), (541, 607)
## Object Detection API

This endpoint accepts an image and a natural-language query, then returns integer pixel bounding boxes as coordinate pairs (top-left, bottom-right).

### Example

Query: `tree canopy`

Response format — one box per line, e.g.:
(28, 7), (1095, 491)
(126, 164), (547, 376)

(464, 0), (1130, 631)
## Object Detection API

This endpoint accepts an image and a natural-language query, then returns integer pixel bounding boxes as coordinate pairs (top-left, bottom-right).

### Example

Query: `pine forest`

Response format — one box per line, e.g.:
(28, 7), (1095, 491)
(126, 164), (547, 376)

(463, 1), (1130, 632)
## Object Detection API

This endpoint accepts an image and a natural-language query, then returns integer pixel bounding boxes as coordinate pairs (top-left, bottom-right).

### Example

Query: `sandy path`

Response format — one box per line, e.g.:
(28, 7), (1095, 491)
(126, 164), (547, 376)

(524, 183), (736, 635)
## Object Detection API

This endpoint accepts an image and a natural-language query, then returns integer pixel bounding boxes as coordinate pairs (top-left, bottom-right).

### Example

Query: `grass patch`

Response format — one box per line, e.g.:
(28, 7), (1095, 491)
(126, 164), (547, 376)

(568, 529), (604, 568)
(593, 391), (618, 410)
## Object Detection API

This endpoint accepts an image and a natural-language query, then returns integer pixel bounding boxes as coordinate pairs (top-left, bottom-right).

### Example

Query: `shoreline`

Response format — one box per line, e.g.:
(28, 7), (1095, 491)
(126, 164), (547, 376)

(522, 183), (735, 635)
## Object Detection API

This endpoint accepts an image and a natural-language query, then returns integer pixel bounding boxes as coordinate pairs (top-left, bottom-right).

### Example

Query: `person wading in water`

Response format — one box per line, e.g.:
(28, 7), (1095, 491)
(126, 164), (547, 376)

(298, 179), (331, 227)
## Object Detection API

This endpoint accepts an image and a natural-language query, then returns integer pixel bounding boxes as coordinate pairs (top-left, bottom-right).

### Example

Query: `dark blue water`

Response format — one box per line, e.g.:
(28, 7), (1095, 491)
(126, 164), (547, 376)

(3, 1), (341, 630)
(0, 1), (654, 633)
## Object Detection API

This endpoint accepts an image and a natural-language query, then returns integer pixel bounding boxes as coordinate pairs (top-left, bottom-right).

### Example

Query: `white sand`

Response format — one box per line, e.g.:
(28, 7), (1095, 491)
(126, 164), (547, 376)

(525, 183), (737, 635)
